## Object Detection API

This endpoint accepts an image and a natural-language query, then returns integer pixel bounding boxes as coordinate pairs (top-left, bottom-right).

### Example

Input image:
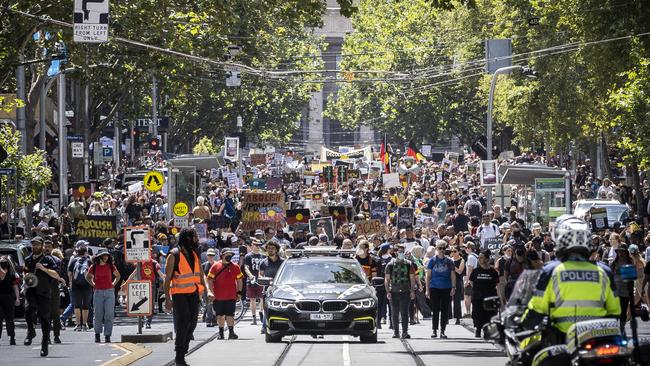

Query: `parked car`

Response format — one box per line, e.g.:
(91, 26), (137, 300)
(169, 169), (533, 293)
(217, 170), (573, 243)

(0, 240), (32, 318)
(573, 199), (630, 228)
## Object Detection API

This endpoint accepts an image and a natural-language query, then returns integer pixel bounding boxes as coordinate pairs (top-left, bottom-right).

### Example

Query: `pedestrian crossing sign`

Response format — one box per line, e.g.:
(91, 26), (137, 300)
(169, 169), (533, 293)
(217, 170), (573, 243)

(143, 170), (165, 192)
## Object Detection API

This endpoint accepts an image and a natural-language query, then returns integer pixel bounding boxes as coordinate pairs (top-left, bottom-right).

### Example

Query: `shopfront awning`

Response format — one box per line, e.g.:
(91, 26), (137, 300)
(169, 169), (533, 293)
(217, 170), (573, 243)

(498, 164), (567, 185)
(167, 155), (224, 170)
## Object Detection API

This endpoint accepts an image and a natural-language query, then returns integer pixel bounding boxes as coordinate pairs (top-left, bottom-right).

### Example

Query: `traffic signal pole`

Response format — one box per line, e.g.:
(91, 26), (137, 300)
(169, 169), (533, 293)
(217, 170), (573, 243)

(151, 75), (158, 140)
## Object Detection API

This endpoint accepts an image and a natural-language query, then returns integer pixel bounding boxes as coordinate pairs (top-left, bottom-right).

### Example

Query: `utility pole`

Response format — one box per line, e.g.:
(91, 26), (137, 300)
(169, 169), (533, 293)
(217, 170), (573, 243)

(113, 113), (120, 171)
(151, 75), (158, 139)
(16, 55), (27, 154)
(237, 115), (243, 186)
(58, 72), (68, 211)
(83, 83), (90, 181)
(39, 78), (49, 208)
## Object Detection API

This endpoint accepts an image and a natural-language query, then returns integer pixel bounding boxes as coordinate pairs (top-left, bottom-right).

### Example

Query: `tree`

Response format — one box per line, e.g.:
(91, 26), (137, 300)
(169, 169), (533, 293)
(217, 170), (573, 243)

(0, 124), (51, 206)
(192, 136), (219, 155)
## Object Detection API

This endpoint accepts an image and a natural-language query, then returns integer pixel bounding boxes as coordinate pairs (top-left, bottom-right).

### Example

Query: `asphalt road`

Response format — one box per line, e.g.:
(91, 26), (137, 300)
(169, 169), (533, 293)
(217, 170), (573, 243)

(4, 309), (650, 365)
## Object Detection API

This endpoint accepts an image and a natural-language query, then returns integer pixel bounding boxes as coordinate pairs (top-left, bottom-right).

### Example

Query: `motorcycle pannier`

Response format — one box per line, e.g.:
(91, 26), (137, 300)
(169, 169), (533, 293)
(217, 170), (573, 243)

(532, 345), (571, 366)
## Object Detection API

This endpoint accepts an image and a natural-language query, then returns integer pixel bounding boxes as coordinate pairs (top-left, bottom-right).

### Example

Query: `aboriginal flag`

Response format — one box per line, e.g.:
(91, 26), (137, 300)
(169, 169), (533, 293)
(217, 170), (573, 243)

(286, 209), (310, 225)
(328, 206), (348, 224)
(71, 182), (93, 198)
(380, 133), (391, 173)
(406, 141), (425, 162)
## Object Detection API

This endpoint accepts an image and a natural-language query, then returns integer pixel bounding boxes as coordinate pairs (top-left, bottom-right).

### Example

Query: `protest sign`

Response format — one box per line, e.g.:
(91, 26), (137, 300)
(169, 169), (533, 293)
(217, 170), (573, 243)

(397, 207), (415, 229)
(354, 219), (382, 236)
(309, 217), (335, 240)
(370, 201), (388, 223)
(239, 192), (285, 232)
(75, 216), (118, 246)
(383, 173), (400, 188)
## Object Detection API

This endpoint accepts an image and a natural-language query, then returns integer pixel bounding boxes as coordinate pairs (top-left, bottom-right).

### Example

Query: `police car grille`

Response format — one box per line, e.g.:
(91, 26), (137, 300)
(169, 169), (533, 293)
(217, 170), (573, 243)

(295, 300), (321, 312)
(322, 300), (348, 312)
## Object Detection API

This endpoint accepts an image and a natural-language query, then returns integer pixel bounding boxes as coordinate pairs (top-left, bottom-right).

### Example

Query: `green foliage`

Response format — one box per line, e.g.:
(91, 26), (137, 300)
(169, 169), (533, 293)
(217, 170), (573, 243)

(192, 136), (219, 155)
(0, 124), (51, 206)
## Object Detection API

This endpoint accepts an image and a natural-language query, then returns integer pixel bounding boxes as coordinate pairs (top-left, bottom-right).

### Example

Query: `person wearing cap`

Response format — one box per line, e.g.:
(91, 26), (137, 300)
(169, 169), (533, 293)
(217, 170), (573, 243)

(207, 247), (243, 340)
(23, 236), (61, 356)
(86, 249), (120, 343)
(201, 248), (218, 327)
(531, 222), (542, 238)
(259, 241), (284, 334)
(243, 240), (266, 326)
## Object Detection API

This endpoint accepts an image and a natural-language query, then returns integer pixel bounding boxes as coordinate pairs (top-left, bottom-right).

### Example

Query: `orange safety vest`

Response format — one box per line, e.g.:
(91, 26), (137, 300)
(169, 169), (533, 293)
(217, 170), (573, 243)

(170, 251), (205, 295)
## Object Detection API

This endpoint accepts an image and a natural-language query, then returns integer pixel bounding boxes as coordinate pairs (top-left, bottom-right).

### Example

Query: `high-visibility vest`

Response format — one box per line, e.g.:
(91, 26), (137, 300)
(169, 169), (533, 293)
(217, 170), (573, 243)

(527, 261), (620, 333)
(170, 251), (205, 295)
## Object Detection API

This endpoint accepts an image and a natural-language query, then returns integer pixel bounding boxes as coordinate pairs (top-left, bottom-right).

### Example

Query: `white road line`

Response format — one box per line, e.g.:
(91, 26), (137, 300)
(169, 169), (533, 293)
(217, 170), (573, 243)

(342, 335), (351, 366)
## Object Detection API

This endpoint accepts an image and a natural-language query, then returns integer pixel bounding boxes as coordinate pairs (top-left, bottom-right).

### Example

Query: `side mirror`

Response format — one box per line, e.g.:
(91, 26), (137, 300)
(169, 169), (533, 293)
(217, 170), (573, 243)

(257, 277), (272, 287)
(371, 277), (385, 287)
(483, 296), (501, 312)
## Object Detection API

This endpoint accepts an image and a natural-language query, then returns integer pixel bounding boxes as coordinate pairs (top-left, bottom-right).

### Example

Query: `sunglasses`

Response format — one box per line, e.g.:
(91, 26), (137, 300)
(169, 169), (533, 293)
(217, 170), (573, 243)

(451, 250), (457, 253)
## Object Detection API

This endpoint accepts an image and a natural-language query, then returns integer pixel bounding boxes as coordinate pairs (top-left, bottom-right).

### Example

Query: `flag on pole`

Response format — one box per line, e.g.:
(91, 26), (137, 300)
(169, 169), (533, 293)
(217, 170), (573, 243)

(406, 141), (425, 162)
(380, 134), (391, 173)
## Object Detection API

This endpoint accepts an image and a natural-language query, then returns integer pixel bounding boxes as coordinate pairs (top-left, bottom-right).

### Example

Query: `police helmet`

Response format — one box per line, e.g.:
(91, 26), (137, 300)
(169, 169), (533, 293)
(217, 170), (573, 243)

(552, 215), (591, 255)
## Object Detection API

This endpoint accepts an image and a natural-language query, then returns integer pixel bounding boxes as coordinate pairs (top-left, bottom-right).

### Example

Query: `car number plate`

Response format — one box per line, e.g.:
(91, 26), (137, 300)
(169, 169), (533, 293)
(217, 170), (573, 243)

(310, 313), (333, 321)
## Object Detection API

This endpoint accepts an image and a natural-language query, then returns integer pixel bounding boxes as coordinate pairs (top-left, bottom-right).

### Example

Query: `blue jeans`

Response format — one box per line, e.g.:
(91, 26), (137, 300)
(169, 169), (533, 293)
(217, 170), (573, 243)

(93, 289), (115, 336)
(61, 290), (76, 322)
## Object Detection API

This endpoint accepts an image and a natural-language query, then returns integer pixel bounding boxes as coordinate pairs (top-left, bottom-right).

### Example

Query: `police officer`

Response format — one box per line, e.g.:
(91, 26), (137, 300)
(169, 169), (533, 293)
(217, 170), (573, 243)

(522, 215), (620, 345)
(43, 239), (66, 344)
(23, 236), (62, 357)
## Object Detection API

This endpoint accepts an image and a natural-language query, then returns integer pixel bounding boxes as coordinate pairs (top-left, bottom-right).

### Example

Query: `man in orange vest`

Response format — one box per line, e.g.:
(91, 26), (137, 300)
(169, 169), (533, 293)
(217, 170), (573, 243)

(164, 228), (209, 366)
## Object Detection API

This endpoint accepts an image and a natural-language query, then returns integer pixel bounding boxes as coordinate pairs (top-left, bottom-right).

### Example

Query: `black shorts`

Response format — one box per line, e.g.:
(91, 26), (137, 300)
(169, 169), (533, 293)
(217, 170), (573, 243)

(213, 300), (236, 317)
(72, 285), (92, 310)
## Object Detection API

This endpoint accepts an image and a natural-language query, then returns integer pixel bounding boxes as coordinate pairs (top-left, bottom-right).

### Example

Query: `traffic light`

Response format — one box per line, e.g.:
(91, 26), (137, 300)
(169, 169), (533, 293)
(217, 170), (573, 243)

(149, 137), (160, 150)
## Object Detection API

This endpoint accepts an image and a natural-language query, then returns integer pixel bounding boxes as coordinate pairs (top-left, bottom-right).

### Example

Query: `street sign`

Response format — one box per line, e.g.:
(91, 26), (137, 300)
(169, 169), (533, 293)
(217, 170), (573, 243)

(102, 146), (113, 161)
(143, 170), (164, 192)
(173, 202), (189, 217)
(71, 142), (84, 158)
(0, 168), (15, 175)
(67, 135), (84, 141)
(126, 280), (152, 317)
(124, 226), (151, 263)
(93, 143), (103, 165)
(73, 0), (109, 43)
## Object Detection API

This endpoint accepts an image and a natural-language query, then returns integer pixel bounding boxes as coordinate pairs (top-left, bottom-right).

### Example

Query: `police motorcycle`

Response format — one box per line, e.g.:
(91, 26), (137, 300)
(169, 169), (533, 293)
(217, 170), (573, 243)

(481, 269), (647, 366)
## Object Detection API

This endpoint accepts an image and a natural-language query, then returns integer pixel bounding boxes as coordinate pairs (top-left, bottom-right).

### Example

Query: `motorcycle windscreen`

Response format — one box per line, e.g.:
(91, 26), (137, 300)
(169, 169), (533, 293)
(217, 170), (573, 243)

(507, 269), (542, 307)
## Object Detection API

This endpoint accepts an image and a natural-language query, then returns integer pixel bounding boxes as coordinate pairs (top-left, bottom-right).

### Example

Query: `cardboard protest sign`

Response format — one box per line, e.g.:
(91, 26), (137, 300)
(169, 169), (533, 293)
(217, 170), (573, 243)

(266, 177), (283, 190)
(328, 206), (348, 225)
(309, 217), (335, 241)
(354, 219), (382, 236)
(479, 160), (498, 186)
(416, 213), (436, 227)
(589, 207), (608, 231)
(75, 216), (118, 246)
(441, 159), (453, 173)
(250, 154), (267, 166)
(347, 169), (361, 181)
(251, 179), (267, 190)
(239, 192), (285, 232)
(370, 201), (388, 223)
(383, 173), (400, 188)
(397, 207), (415, 229)
(283, 171), (301, 184)
(195, 223), (208, 243)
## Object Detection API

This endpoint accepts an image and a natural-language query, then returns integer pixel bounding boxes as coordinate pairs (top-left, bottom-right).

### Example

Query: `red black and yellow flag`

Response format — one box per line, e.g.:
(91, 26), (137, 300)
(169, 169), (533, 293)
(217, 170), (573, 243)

(70, 182), (93, 198)
(328, 206), (348, 224)
(406, 141), (425, 162)
(286, 209), (310, 225)
(380, 133), (391, 173)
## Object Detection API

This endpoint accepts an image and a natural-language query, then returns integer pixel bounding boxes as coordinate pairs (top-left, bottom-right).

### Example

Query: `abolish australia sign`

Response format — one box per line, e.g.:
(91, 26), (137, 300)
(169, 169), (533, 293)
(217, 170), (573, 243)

(75, 215), (118, 246)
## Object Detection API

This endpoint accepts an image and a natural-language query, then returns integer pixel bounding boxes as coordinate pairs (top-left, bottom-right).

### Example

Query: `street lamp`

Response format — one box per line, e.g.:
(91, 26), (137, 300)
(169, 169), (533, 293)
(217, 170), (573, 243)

(486, 65), (537, 211)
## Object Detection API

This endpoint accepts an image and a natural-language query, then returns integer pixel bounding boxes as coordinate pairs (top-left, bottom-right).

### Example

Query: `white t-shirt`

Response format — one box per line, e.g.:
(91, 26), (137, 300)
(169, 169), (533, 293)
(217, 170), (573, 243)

(478, 223), (500, 245)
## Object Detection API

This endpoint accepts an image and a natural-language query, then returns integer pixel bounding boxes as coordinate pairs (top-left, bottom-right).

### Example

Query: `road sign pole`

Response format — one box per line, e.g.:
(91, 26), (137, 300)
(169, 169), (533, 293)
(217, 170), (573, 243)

(58, 72), (69, 211)
(136, 262), (142, 334)
(151, 75), (158, 139)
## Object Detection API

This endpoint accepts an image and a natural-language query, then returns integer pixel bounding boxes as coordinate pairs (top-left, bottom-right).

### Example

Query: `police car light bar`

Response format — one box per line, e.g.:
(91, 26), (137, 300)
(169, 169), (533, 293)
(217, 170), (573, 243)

(285, 246), (356, 258)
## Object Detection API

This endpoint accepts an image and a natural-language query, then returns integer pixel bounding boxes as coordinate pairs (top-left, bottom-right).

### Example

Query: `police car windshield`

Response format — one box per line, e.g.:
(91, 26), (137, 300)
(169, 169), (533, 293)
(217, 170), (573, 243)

(275, 261), (366, 286)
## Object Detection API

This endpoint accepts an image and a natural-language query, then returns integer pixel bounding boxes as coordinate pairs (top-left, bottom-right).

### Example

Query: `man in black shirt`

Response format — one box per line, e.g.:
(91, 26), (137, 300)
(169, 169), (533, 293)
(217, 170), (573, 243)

(23, 237), (62, 357)
(244, 240), (266, 326)
(259, 241), (284, 335)
(43, 239), (65, 344)
(452, 206), (471, 234)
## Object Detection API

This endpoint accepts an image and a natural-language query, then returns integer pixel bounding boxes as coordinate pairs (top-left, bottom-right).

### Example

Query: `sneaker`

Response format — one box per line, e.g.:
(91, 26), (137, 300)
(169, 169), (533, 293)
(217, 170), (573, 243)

(228, 332), (239, 340)
(82, 324), (89, 332)
(401, 333), (411, 339)
(474, 329), (481, 338)
(95, 334), (101, 343)
(260, 328), (266, 334)
(251, 316), (257, 325)
(74, 325), (82, 332)
(392, 333), (400, 338)
(455, 319), (461, 325)
(60, 320), (66, 330)
(440, 332), (448, 339)
(54, 336), (61, 344)
(145, 322), (151, 329)
(431, 330), (437, 338)
(105, 336), (111, 343)
(409, 320), (416, 325)
(381, 318), (386, 324)
(40, 344), (48, 357)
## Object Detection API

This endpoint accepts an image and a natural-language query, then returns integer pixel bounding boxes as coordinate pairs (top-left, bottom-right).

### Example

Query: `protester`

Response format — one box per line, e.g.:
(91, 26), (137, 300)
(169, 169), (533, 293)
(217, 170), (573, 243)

(244, 240), (265, 326)
(208, 248), (244, 340)
(86, 249), (120, 343)
(469, 249), (499, 338)
(0, 255), (20, 345)
(385, 244), (417, 339)
(425, 240), (456, 339)
(68, 244), (93, 331)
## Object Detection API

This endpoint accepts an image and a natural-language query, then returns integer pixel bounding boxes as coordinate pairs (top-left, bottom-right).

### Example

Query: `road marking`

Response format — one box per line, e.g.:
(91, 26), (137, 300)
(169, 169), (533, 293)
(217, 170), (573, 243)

(101, 343), (152, 366)
(342, 336), (351, 366)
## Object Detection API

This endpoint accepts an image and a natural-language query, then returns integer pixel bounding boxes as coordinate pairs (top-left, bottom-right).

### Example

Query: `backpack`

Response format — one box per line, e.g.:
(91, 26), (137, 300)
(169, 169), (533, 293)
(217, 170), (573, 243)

(73, 257), (90, 286)
(467, 200), (481, 217)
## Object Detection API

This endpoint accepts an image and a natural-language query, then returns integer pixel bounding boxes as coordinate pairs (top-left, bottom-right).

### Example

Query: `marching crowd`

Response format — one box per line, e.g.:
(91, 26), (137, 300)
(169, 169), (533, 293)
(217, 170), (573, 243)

(1, 151), (650, 364)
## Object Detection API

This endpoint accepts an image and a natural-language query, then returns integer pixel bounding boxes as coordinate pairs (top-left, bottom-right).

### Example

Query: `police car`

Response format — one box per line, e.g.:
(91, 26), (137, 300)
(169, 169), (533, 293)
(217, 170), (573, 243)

(259, 247), (378, 343)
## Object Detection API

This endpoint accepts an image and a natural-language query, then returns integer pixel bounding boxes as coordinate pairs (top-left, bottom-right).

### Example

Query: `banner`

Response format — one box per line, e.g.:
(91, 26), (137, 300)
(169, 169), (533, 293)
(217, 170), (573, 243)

(479, 160), (498, 186)
(224, 137), (239, 161)
(320, 146), (372, 161)
(354, 219), (382, 236)
(70, 182), (93, 198)
(75, 215), (118, 246)
(250, 154), (267, 166)
(397, 207), (415, 229)
(239, 192), (285, 232)
(370, 201), (388, 223)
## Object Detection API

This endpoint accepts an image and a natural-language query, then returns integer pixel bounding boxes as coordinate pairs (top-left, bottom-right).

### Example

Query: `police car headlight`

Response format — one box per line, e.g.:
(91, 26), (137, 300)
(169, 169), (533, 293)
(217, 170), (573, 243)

(349, 298), (375, 309)
(267, 298), (295, 310)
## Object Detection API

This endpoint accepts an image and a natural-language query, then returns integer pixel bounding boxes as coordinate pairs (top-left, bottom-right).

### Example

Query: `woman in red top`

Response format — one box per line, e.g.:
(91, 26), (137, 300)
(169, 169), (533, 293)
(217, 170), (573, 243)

(85, 249), (120, 343)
